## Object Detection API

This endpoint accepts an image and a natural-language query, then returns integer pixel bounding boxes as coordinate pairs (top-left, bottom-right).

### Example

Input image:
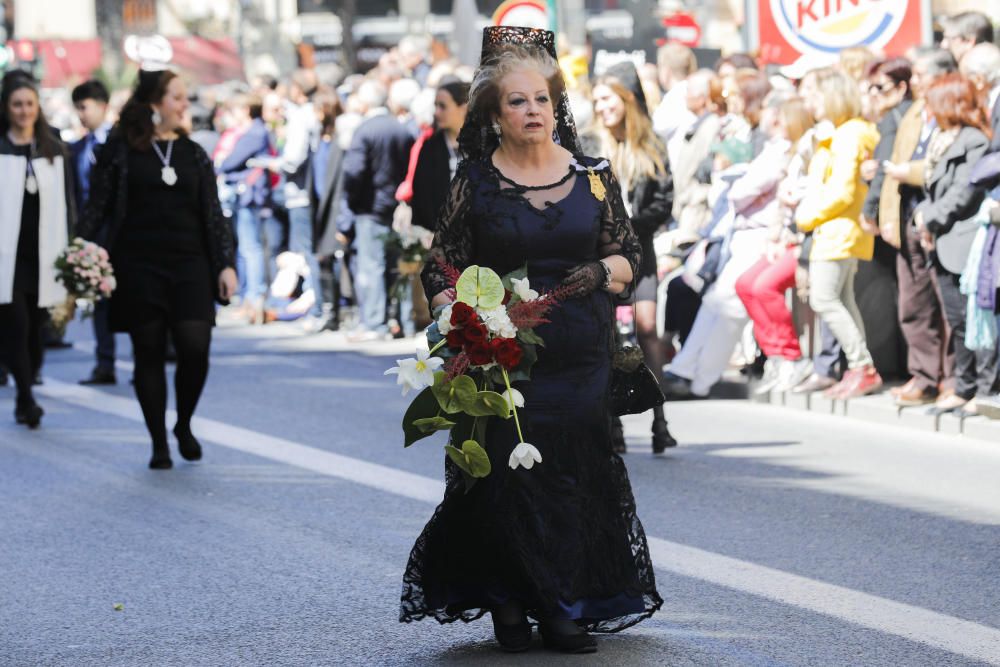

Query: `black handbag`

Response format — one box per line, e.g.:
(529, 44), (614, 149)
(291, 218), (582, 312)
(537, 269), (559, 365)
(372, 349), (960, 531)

(609, 281), (666, 416)
(610, 342), (666, 416)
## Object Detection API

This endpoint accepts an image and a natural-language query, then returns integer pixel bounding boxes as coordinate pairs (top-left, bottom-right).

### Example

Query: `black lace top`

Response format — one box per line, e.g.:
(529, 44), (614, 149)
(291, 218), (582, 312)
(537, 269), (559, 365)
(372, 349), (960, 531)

(421, 153), (642, 300)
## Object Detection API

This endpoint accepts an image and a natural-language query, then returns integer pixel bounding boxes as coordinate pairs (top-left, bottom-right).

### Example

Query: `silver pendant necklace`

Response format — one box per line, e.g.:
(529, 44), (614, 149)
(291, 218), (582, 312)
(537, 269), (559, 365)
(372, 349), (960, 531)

(151, 138), (177, 186)
(8, 131), (38, 193)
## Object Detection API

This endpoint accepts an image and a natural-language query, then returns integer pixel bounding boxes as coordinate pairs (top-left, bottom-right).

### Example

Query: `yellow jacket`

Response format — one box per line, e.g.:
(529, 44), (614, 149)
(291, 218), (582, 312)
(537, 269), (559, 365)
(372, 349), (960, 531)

(795, 118), (880, 262)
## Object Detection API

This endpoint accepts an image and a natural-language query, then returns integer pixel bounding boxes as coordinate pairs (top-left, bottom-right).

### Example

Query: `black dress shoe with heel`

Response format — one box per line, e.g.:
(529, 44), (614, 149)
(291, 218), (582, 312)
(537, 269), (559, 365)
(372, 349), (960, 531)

(538, 621), (597, 654)
(491, 616), (532, 652)
(652, 418), (677, 453)
(149, 444), (173, 470)
(79, 367), (117, 385)
(173, 426), (203, 462)
(14, 401), (44, 429)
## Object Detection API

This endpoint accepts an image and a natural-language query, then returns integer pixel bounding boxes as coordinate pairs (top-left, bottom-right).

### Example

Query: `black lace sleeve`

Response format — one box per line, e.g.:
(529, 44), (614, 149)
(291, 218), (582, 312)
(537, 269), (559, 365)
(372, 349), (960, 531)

(76, 138), (119, 244)
(598, 166), (642, 280)
(193, 140), (237, 276)
(421, 163), (476, 300)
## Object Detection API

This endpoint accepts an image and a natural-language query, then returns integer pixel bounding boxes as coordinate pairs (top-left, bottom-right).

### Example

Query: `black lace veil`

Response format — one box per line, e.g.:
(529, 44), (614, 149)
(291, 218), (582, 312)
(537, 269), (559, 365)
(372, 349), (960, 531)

(457, 26), (581, 163)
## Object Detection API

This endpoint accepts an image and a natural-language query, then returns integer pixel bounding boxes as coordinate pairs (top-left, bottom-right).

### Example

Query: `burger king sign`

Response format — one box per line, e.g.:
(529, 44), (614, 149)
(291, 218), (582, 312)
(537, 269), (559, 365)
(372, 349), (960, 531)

(751, 0), (930, 65)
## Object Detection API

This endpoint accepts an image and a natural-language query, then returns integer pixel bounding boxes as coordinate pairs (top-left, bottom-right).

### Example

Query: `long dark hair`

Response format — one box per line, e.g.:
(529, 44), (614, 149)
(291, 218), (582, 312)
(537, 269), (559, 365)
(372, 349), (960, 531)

(115, 69), (184, 150)
(0, 71), (63, 162)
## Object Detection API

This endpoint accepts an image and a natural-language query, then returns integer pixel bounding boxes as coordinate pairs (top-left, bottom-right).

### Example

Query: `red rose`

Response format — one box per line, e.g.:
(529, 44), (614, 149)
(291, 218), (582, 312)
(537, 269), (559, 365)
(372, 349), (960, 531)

(462, 321), (489, 344)
(450, 302), (477, 327)
(467, 342), (494, 366)
(446, 329), (465, 350)
(492, 338), (523, 370)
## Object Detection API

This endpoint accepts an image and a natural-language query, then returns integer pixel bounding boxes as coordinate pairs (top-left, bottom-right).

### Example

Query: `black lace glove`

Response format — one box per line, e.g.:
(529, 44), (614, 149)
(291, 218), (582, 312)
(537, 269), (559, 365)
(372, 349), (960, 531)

(560, 261), (606, 298)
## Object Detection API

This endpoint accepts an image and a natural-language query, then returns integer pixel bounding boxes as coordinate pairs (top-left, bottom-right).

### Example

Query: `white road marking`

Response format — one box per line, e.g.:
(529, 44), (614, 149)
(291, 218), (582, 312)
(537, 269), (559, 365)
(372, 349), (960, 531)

(34, 377), (1000, 665)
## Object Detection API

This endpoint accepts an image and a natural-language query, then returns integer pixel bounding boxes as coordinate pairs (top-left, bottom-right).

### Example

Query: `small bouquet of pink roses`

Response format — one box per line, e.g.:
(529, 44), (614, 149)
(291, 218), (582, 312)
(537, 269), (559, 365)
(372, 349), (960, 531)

(54, 237), (116, 310)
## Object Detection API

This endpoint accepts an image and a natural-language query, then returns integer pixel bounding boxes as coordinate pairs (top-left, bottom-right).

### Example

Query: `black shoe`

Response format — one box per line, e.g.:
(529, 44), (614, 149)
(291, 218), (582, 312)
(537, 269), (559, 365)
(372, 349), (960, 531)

(539, 622), (597, 654)
(79, 367), (117, 385)
(652, 418), (677, 453)
(320, 318), (340, 332)
(44, 338), (73, 350)
(611, 416), (626, 454)
(149, 445), (173, 470)
(491, 616), (532, 653)
(174, 425), (203, 462)
(14, 401), (44, 429)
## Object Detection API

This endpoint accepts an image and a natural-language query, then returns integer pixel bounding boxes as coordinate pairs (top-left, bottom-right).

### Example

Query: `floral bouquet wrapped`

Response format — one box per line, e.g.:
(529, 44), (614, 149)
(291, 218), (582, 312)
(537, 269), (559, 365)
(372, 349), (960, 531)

(52, 237), (116, 326)
(386, 260), (567, 487)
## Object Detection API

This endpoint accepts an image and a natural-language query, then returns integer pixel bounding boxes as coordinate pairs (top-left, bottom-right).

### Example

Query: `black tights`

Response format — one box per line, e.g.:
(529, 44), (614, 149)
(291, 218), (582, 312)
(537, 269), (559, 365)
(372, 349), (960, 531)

(129, 318), (212, 449)
(0, 290), (45, 406)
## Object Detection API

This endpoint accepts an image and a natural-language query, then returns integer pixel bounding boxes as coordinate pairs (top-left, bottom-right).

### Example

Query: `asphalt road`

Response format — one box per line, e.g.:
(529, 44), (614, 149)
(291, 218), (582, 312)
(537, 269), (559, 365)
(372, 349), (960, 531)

(2, 318), (1000, 667)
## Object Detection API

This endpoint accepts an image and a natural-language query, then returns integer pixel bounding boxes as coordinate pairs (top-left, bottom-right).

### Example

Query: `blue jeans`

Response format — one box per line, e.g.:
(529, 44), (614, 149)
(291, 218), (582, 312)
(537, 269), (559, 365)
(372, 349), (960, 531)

(92, 298), (115, 372)
(287, 205), (323, 318)
(813, 318), (846, 379)
(236, 206), (282, 301)
(353, 215), (389, 332)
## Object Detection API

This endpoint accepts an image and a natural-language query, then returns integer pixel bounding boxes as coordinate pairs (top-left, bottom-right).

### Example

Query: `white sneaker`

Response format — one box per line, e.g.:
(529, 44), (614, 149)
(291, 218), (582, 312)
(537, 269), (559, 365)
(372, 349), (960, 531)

(753, 359), (782, 396)
(774, 358), (813, 393)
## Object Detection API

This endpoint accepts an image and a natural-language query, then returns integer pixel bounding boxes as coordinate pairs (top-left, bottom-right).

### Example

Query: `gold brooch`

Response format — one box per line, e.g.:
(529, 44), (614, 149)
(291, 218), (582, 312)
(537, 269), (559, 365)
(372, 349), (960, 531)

(587, 166), (606, 202)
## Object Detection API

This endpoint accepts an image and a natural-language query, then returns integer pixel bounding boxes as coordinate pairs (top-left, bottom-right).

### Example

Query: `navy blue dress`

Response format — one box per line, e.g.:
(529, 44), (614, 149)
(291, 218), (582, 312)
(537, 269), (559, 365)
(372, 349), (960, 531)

(401, 153), (662, 632)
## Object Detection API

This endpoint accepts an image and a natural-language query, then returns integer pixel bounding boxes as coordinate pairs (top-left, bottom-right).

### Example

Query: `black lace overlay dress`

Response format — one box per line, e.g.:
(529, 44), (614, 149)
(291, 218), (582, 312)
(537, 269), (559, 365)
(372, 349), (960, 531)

(400, 153), (663, 632)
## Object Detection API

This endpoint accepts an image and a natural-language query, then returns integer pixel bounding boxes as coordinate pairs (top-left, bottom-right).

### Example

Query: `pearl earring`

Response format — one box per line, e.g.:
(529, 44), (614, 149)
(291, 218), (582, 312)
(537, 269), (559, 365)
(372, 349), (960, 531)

(492, 121), (502, 140)
(151, 108), (162, 126)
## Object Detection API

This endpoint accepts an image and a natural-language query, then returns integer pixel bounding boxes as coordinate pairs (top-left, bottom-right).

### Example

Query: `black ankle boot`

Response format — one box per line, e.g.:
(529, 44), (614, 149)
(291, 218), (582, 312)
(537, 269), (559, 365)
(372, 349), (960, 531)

(14, 399), (43, 429)
(611, 416), (626, 454)
(652, 417), (677, 453)
(149, 443), (173, 470)
(174, 425), (203, 461)
(539, 619), (597, 654)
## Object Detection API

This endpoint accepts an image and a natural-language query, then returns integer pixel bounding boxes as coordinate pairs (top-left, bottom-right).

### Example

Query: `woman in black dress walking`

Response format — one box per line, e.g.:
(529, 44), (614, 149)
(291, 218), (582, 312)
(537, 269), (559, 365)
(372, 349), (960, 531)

(0, 71), (76, 428)
(79, 69), (237, 469)
(400, 28), (662, 654)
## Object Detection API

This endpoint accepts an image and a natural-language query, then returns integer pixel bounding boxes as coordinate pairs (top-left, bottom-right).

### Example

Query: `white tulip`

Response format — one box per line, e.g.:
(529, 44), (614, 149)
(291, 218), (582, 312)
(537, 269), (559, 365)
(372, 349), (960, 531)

(502, 388), (525, 415)
(384, 348), (444, 396)
(508, 442), (542, 470)
(511, 277), (539, 302)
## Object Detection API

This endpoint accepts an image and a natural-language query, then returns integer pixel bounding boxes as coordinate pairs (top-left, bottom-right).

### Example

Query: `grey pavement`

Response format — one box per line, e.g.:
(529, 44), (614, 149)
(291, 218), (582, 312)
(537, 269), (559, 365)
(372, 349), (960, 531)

(2, 318), (999, 666)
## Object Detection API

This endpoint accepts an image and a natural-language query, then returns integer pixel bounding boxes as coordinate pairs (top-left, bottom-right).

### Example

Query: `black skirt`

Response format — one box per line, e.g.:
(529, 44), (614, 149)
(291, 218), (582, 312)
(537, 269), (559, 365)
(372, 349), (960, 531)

(109, 255), (215, 332)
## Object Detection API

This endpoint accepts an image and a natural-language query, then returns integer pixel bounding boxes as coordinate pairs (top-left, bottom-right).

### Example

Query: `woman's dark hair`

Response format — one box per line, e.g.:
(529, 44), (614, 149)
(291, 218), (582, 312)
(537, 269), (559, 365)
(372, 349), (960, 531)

(313, 88), (343, 135)
(0, 71), (63, 162)
(716, 53), (758, 71)
(438, 78), (470, 107)
(865, 57), (913, 99)
(735, 69), (772, 127)
(115, 69), (184, 151)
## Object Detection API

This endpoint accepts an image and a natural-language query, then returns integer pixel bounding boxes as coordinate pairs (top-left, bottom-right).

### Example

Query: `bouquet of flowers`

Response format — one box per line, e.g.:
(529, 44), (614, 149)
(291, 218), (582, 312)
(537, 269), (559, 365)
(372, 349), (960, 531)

(52, 237), (116, 326)
(386, 260), (567, 487)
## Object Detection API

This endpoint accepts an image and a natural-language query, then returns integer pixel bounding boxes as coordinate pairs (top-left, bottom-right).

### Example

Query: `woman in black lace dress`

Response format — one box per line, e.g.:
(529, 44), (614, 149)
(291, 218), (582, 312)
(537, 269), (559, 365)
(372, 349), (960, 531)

(78, 69), (237, 469)
(400, 27), (662, 654)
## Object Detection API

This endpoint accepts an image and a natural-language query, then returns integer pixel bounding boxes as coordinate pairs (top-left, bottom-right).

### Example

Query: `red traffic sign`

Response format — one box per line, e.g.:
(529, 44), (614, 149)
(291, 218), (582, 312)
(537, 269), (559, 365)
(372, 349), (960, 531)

(662, 12), (701, 48)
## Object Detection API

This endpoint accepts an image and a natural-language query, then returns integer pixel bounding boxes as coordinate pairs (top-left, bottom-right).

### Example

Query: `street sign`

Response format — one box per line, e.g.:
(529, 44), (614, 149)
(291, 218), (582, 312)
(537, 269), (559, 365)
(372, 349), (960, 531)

(748, 0), (930, 65)
(662, 12), (701, 48)
(492, 0), (548, 29)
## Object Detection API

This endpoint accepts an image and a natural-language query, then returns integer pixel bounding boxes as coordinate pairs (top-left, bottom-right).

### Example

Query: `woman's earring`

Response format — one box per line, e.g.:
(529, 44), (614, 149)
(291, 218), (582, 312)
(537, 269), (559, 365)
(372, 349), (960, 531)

(492, 121), (502, 141)
(151, 108), (162, 126)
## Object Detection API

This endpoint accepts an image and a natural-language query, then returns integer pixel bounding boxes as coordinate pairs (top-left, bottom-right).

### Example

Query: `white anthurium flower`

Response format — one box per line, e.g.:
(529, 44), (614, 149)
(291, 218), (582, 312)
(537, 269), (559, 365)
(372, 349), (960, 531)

(437, 304), (454, 335)
(508, 442), (543, 470)
(502, 388), (525, 415)
(511, 277), (539, 302)
(384, 348), (444, 396)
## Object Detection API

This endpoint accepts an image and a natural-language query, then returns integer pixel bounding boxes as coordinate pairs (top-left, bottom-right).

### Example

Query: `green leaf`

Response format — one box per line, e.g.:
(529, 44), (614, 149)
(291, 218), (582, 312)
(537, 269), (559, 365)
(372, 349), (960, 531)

(465, 391), (511, 418)
(113, 603), (124, 611)
(403, 386), (442, 447)
(413, 416), (456, 433)
(444, 444), (469, 473)
(517, 328), (545, 347)
(432, 374), (478, 413)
